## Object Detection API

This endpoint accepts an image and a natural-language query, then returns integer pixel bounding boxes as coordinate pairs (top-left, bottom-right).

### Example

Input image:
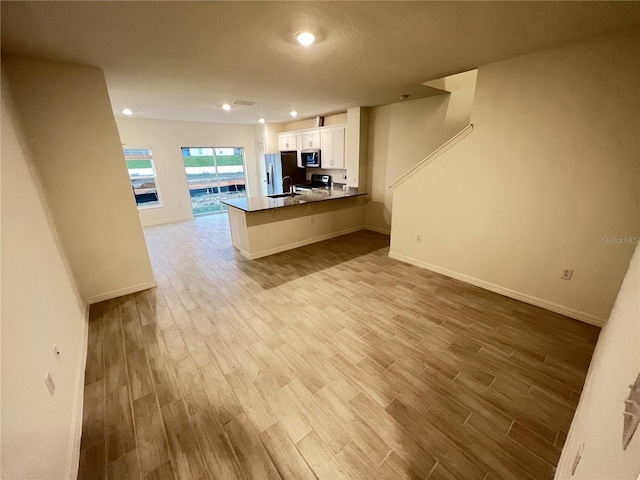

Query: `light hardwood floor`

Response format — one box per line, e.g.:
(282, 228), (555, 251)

(78, 213), (599, 480)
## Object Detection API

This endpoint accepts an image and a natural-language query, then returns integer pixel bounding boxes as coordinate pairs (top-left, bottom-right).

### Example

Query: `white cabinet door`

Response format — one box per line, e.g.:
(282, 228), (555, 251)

(302, 130), (321, 149)
(296, 133), (304, 167)
(278, 133), (288, 151)
(331, 126), (345, 169)
(321, 129), (334, 168)
(278, 133), (297, 151)
(320, 126), (345, 169)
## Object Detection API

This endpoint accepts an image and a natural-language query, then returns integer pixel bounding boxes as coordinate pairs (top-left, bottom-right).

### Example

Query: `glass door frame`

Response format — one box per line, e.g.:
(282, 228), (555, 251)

(181, 146), (248, 216)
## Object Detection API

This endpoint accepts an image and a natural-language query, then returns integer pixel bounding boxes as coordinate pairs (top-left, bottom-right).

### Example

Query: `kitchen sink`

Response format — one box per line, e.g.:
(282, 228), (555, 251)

(267, 192), (302, 198)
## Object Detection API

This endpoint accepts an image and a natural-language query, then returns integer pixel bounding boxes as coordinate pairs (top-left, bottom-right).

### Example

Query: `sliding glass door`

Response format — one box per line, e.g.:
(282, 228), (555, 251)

(181, 147), (246, 215)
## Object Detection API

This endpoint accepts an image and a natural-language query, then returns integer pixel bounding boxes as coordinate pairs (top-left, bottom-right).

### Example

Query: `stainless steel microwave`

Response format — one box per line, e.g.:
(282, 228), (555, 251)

(301, 149), (321, 167)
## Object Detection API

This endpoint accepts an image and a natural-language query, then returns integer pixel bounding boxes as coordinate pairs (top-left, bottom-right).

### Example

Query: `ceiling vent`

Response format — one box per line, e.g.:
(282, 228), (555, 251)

(233, 100), (256, 106)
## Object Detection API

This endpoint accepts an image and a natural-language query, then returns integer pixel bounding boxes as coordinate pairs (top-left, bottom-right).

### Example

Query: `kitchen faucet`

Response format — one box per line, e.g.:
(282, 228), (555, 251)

(282, 176), (294, 195)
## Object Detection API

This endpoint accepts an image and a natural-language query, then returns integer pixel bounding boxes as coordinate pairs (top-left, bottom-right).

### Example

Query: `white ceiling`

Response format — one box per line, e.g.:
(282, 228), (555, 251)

(2, 1), (640, 125)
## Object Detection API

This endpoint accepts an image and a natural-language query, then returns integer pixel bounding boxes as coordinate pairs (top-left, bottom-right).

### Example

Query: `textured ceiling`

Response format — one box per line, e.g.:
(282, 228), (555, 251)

(2, 1), (640, 124)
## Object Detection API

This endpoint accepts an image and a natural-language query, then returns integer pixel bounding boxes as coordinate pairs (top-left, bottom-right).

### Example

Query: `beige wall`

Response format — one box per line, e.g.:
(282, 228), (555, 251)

(116, 117), (259, 225)
(3, 56), (155, 304)
(365, 70), (477, 233)
(1, 75), (87, 480)
(390, 28), (639, 324)
(555, 243), (639, 479)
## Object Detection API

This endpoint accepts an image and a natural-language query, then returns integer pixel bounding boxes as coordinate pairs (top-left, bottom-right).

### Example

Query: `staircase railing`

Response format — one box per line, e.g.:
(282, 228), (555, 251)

(388, 124), (473, 189)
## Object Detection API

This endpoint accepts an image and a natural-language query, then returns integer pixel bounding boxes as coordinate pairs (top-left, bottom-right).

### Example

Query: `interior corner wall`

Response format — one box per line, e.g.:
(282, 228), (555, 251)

(3, 55), (155, 304)
(1, 72), (87, 480)
(555, 243), (639, 479)
(116, 117), (258, 226)
(364, 73), (476, 233)
(389, 27), (640, 324)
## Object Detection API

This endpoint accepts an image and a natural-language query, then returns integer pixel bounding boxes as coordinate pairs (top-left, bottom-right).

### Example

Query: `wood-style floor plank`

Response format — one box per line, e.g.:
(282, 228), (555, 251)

(80, 215), (599, 480)
(132, 393), (170, 475)
(161, 400), (205, 480)
(105, 363), (136, 463)
(258, 422), (317, 480)
(191, 406), (245, 480)
(224, 413), (281, 480)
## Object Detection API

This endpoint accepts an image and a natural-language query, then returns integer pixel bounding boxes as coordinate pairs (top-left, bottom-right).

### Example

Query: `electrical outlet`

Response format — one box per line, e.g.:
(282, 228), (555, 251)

(44, 372), (55, 396)
(416, 234), (422, 243)
(310, 217), (314, 225)
(52, 344), (61, 361)
(561, 269), (574, 280)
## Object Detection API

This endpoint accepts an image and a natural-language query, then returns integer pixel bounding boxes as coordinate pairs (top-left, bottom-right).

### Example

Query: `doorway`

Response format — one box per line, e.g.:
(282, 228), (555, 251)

(181, 147), (247, 215)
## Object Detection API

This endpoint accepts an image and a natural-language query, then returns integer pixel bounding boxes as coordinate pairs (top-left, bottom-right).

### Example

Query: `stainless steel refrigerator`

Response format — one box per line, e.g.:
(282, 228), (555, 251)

(265, 152), (305, 195)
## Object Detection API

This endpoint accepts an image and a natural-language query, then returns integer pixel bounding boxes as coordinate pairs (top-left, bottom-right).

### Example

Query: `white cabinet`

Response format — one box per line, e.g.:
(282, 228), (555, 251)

(278, 133), (297, 151)
(296, 132), (304, 167)
(320, 126), (346, 169)
(302, 130), (321, 149)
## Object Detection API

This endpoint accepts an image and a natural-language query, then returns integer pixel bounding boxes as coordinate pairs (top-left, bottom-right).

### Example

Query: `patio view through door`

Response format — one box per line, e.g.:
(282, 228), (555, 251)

(181, 147), (247, 215)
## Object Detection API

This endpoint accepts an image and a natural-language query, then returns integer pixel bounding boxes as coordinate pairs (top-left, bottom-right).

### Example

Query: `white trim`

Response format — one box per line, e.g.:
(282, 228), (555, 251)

(64, 302), (90, 479)
(87, 280), (158, 305)
(239, 226), (365, 260)
(388, 250), (605, 327)
(388, 124), (474, 189)
(141, 214), (195, 227)
(363, 225), (391, 235)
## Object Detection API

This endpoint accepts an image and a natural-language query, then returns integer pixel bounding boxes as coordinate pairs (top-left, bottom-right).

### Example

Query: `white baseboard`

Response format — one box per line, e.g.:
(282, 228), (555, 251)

(240, 226), (366, 260)
(388, 251), (605, 327)
(65, 302), (90, 479)
(363, 225), (391, 235)
(86, 280), (158, 304)
(142, 214), (194, 227)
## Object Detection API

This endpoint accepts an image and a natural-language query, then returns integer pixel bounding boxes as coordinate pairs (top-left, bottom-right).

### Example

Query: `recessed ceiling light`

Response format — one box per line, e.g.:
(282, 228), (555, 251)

(222, 104), (231, 111)
(122, 108), (132, 116)
(290, 111), (298, 117)
(295, 31), (315, 47)
(258, 118), (265, 124)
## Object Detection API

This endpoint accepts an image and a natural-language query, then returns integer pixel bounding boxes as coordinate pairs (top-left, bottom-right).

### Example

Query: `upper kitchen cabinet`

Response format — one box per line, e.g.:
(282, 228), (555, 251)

(296, 132), (304, 167)
(278, 132), (297, 151)
(321, 125), (346, 169)
(302, 130), (321, 149)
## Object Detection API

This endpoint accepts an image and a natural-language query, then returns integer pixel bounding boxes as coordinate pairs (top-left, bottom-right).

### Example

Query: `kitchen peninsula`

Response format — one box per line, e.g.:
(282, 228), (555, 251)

(223, 188), (367, 259)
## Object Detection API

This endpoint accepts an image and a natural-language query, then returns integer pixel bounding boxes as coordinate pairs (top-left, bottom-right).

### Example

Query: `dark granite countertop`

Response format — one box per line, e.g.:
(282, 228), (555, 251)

(222, 187), (366, 213)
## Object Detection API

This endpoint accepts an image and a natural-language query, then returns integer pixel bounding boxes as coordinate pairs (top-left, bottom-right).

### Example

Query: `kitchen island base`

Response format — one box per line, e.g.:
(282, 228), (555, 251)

(227, 196), (367, 259)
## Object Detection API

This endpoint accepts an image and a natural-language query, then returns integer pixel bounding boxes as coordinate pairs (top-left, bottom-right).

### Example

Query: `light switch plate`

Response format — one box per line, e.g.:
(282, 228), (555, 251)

(44, 372), (55, 396)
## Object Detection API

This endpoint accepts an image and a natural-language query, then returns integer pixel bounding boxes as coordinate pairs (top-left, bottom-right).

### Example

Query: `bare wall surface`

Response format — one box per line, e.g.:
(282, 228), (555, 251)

(390, 28), (640, 324)
(555, 243), (639, 479)
(3, 55), (155, 303)
(116, 117), (259, 225)
(365, 70), (477, 233)
(1, 75), (87, 480)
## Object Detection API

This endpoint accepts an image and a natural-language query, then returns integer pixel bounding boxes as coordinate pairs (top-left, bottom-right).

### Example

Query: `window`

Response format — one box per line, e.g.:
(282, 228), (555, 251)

(181, 146), (247, 215)
(123, 147), (162, 208)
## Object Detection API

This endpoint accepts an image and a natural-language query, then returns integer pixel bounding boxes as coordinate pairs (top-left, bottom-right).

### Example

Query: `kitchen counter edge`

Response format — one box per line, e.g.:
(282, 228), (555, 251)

(222, 188), (367, 213)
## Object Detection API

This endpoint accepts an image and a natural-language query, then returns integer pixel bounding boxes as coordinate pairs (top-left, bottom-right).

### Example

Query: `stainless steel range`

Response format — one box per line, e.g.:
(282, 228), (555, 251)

(295, 174), (331, 190)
